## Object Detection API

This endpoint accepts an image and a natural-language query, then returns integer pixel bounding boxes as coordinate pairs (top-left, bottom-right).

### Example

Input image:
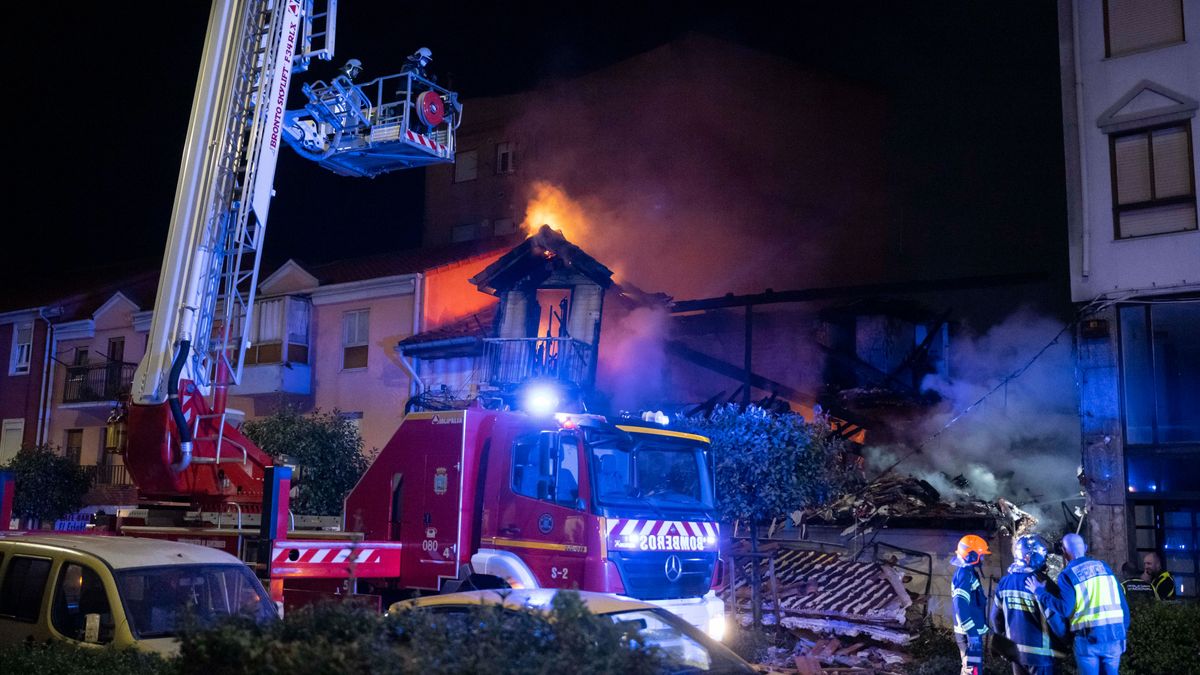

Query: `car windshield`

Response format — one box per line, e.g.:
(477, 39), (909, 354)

(587, 428), (714, 511)
(114, 564), (276, 639)
(607, 608), (750, 673)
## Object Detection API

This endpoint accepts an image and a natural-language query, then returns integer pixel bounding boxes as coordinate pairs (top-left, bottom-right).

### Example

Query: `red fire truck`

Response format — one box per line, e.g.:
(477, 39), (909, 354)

(336, 408), (725, 638)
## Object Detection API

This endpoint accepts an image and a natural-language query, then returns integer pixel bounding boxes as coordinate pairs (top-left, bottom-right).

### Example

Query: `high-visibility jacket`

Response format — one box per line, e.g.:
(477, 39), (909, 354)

(989, 565), (1068, 665)
(1150, 570), (1176, 600)
(1036, 556), (1129, 644)
(952, 565), (989, 637)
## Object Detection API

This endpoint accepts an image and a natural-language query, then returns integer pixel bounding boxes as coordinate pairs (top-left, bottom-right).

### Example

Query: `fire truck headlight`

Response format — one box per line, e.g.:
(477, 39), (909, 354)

(524, 384), (561, 416)
(707, 612), (726, 642)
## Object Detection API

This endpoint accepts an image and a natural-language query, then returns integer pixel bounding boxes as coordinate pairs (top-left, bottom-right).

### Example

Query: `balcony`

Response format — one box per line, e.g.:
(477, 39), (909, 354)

(229, 296), (312, 396)
(85, 463), (132, 486)
(62, 362), (135, 404)
(482, 337), (594, 390)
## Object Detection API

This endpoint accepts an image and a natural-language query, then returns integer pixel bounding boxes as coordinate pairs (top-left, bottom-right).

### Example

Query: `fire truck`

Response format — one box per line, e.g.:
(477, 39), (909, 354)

(1, 0), (726, 640)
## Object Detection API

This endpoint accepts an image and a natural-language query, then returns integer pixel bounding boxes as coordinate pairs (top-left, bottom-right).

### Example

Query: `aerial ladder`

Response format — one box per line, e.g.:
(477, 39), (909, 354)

(115, 0), (459, 519)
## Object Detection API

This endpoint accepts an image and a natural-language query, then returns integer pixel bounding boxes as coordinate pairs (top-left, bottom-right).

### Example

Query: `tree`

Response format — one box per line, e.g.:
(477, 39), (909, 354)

(687, 404), (856, 626)
(242, 408), (371, 516)
(3, 445), (93, 526)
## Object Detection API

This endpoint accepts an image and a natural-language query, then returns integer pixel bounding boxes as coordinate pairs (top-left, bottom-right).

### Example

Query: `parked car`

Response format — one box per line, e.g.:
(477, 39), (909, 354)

(389, 589), (756, 673)
(0, 534), (276, 654)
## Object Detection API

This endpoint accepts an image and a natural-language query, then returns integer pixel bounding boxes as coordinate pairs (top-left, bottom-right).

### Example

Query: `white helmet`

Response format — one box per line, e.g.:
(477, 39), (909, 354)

(414, 47), (432, 65)
(341, 58), (362, 78)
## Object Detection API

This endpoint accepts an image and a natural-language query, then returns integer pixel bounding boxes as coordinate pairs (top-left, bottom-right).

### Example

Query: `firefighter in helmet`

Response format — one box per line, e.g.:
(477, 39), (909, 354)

(989, 534), (1069, 674)
(952, 534), (991, 675)
(402, 47), (433, 80)
(339, 58), (363, 81)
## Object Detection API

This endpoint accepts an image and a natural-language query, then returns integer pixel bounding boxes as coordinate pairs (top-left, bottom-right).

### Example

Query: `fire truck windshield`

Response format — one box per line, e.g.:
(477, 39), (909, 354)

(586, 428), (715, 513)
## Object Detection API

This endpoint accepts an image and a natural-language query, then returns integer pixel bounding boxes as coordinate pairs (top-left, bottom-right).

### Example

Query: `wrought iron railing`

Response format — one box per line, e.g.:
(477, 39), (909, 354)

(85, 463), (132, 486)
(482, 337), (593, 388)
(62, 362), (136, 403)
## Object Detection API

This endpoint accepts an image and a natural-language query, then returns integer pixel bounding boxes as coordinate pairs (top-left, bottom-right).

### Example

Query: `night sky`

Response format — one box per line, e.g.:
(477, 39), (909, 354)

(6, 2), (1066, 307)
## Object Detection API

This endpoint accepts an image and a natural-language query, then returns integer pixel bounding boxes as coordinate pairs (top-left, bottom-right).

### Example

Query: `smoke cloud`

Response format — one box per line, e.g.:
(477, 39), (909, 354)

(596, 305), (673, 412)
(865, 309), (1081, 520)
(503, 35), (892, 300)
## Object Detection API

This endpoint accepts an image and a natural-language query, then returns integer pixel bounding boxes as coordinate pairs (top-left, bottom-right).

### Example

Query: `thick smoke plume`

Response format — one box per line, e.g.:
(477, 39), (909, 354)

(504, 35), (891, 300)
(865, 309), (1081, 521)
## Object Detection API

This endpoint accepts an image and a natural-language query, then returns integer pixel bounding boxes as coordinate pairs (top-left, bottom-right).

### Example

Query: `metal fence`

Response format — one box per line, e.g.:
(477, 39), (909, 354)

(482, 337), (593, 387)
(85, 463), (132, 486)
(62, 363), (135, 403)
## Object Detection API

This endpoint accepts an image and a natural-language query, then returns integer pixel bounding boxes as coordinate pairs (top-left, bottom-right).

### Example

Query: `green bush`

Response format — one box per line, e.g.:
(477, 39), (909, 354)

(177, 591), (665, 675)
(2, 445), (92, 524)
(0, 641), (175, 675)
(1124, 600), (1200, 675)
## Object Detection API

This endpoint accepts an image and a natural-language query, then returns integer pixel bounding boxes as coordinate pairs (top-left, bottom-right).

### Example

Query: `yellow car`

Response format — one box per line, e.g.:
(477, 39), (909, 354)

(0, 534), (276, 654)
(390, 589), (755, 673)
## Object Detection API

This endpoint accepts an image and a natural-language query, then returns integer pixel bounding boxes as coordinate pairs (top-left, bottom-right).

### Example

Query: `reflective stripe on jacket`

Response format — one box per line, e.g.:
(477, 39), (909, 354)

(952, 565), (989, 637)
(1151, 570), (1176, 600)
(989, 567), (1067, 665)
(1036, 556), (1129, 644)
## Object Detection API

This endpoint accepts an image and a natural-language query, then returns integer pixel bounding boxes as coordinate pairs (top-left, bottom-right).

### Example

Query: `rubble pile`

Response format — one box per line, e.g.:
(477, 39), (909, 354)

(730, 542), (918, 673)
(798, 474), (1040, 537)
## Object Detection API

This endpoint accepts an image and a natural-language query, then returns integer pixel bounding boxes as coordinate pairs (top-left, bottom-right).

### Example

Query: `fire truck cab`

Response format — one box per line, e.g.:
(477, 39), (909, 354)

(339, 407), (727, 640)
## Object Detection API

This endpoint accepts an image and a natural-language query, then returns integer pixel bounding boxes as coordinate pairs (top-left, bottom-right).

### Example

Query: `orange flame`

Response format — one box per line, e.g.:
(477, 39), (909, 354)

(519, 181), (627, 283)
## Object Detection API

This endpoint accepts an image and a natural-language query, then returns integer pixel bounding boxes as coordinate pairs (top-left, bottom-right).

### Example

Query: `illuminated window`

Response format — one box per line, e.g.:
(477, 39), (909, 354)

(342, 310), (369, 370)
(8, 322), (32, 375)
(495, 142), (515, 174)
(454, 149), (478, 182)
(1104, 0), (1185, 57)
(1110, 124), (1197, 239)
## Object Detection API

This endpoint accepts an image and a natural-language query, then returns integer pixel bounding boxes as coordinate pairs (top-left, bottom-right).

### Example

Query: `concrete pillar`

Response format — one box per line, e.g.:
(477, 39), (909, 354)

(1076, 305), (1129, 566)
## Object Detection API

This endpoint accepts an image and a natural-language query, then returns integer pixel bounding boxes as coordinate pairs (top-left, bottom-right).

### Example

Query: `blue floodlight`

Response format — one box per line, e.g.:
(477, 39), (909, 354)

(523, 383), (561, 416)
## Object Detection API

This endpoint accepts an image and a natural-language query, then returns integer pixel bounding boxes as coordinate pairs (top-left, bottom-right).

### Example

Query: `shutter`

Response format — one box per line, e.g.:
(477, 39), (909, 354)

(1152, 126), (1192, 199)
(1119, 203), (1197, 237)
(1107, 0), (1185, 56)
(1114, 133), (1151, 205)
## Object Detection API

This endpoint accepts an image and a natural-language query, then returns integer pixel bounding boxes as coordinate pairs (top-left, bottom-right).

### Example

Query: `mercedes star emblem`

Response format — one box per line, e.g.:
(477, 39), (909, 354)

(664, 554), (683, 582)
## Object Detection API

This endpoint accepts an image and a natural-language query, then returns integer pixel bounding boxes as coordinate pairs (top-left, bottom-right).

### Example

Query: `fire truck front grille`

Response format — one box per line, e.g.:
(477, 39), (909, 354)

(610, 551), (716, 600)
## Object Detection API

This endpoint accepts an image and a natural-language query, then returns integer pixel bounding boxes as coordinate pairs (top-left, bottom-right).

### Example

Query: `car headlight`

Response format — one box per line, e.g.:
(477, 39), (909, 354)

(707, 612), (726, 642)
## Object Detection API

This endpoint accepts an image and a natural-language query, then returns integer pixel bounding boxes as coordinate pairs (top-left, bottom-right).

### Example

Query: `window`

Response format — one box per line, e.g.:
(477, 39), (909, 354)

(511, 431), (581, 508)
(0, 555), (52, 622)
(342, 309), (369, 370)
(1120, 301), (1200, 445)
(1104, 0), (1185, 57)
(1130, 504), (1198, 597)
(1110, 124), (1197, 238)
(51, 563), (115, 643)
(495, 142), (515, 174)
(454, 149), (478, 182)
(9, 322), (32, 375)
(65, 429), (83, 465)
(339, 411), (363, 434)
(0, 419), (24, 464)
(452, 222), (481, 243)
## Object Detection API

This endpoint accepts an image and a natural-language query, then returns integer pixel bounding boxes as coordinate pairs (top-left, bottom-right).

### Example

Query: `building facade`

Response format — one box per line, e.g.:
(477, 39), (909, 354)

(1058, 0), (1199, 594)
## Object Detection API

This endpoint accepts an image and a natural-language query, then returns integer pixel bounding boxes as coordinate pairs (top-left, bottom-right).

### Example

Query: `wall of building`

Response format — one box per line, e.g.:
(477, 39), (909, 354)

(1063, 0), (1200, 303)
(310, 294), (417, 452)
(0, 316), (50, 455)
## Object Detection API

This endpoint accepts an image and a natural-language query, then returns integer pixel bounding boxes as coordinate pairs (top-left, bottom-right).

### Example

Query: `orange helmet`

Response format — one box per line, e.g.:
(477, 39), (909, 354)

(956, 534), (991, 566)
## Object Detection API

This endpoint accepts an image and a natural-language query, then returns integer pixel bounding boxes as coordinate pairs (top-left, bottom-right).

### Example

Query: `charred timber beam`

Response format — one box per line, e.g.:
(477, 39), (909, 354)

(669, 272), (1046, 313)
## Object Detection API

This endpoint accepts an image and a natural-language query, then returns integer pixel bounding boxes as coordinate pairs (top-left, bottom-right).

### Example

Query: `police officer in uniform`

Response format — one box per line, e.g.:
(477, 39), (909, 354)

(1027, 534), (1129, 675)
(1142, 551), (1176, 600)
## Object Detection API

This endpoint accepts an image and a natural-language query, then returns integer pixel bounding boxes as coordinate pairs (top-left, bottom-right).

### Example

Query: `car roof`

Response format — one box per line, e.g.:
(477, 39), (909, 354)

(397, 589), (661, 615)
(0, 534), (244, 570)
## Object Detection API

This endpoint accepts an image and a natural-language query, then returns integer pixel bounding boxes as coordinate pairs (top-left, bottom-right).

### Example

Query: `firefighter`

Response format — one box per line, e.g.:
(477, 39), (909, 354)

(952, 534), (991, 675)
(1026, 533), (1129, 675)
(1142, 551), (1176, 600)
(402, 47), (433, 80)
(989, 534), (1068, 675)
(339, 58), (363, 81)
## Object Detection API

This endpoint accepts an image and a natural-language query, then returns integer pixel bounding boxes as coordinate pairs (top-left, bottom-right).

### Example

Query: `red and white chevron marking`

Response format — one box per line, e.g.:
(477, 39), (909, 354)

(605, 519), (719, 552)
(270, 541), (402, 579)
(405, 129), (447, 156)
